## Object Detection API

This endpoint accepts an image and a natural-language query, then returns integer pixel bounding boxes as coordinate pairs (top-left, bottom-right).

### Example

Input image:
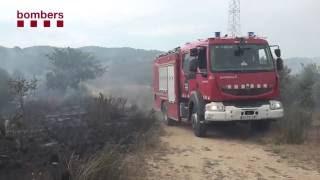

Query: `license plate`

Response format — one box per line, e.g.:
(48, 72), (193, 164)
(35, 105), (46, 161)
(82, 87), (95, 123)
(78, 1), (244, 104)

(240, 115), (257, 120)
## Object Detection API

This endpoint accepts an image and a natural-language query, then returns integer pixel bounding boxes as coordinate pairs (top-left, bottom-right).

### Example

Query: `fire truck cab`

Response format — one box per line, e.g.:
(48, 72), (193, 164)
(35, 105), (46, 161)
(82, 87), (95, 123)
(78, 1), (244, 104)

(152, 32), (284, 137)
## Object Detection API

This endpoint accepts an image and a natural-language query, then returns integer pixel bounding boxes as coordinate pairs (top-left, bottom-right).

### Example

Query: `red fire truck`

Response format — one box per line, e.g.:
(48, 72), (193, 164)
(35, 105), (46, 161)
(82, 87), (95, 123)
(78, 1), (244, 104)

(152, 32), (284, 137)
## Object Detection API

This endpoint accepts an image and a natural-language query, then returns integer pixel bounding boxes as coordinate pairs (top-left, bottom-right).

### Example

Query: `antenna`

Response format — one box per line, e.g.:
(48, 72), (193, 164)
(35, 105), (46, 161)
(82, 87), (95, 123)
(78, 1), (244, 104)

(228, 0), (241, 37)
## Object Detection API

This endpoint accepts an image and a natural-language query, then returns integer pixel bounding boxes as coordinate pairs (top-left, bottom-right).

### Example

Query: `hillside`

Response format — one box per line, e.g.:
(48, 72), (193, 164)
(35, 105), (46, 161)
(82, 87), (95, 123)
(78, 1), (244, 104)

(284, 57), (320, 74)
(0, 46), (162, 85)
(0, 46), (319, 84)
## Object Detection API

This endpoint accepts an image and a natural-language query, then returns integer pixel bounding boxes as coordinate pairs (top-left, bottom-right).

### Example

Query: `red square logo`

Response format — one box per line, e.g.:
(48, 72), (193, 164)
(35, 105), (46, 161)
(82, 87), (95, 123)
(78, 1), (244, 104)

(57, 20), (63, 27)
(30, 20), (37, 27)
(17, 20), (24, 27)
(44, 20), (50, 27)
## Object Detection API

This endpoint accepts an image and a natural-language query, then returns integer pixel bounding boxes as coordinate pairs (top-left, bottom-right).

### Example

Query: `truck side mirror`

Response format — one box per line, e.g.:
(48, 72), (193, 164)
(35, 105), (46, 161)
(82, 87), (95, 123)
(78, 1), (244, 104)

(276, 58), (283, 71)
(190, 48), (198, 57)
(274, 49), (281, 58)
(189, 58), (198, 72)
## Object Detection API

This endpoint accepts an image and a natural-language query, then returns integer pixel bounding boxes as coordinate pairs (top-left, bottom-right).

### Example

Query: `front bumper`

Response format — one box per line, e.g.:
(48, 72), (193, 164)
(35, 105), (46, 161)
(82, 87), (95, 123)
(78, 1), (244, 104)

(205, 102), (284, 122)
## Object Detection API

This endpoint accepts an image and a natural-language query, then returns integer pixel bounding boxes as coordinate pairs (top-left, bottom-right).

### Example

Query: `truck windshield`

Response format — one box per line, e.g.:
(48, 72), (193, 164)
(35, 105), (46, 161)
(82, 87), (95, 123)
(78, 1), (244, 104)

(210, 45), (274, 72)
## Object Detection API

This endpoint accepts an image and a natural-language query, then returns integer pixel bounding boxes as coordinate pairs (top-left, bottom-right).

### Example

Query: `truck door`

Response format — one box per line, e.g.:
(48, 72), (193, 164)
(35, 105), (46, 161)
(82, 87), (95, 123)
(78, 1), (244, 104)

(180, 52), (191, 98)
(196, 47), (210, 100)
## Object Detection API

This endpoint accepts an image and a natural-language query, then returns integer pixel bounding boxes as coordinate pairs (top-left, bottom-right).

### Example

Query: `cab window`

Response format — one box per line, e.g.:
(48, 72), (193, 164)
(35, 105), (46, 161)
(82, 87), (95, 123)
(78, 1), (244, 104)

(182, 53), (191, 73)
(198, 47), (207, 71)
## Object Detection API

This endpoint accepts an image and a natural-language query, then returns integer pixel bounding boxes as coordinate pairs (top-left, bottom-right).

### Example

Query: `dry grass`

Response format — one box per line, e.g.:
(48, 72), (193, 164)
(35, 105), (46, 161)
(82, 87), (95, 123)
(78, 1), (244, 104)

(75, 145), (123, 180)
(66, 94), (162, 180)
(74, 123), (162, 180)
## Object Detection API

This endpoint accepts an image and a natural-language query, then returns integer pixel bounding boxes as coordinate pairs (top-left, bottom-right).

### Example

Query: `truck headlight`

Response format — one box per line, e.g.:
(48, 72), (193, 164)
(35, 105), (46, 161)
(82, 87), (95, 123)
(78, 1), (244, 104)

(206, 102), (225, 112)
(269, 100), (283, 110)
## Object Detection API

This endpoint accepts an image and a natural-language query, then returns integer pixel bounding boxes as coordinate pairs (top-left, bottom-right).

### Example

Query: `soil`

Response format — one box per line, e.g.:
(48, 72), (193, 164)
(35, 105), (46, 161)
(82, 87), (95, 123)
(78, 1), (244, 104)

(146, 124), (320, 180)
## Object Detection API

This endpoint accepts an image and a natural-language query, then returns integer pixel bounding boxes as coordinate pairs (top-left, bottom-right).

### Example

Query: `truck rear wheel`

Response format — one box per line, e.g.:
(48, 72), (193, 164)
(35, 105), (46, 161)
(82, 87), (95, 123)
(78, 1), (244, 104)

(191, 107), (207, 137)
(162, 102), (174, 126)
(251, 120), (271, 132)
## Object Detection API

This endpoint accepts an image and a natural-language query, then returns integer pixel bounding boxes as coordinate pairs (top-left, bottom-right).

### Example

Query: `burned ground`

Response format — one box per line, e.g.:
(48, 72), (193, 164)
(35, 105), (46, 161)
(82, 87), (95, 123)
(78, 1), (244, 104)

(0, 94), (158, 180)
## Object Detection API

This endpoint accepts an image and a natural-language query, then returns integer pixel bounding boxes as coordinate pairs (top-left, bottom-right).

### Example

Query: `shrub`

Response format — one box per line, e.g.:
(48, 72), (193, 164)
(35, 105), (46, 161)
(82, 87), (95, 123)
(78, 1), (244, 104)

(278, 106), (312, 144)
(72, 94), (159, 180)
(46, 48), (106, 91)
(278, 64), (320, 144)
(0, 68), (12, 112)
(86, 93), (157, 144)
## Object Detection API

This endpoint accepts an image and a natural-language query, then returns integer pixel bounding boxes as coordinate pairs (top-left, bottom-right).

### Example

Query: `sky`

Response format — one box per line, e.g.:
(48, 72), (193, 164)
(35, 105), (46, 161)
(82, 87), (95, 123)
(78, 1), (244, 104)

(0, 0), (319, 58)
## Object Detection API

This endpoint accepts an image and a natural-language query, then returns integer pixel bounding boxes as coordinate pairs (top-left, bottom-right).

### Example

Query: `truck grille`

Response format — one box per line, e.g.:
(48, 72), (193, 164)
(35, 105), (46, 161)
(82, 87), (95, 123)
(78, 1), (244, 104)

(222, 88), (272, 96)
(223, 100), (269, 108)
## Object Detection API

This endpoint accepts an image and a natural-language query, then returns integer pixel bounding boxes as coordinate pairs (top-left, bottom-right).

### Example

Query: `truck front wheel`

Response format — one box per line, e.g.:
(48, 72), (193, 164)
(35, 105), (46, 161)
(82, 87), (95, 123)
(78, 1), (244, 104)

(162, 102), (174, 126)
(191, 108), (207, 137)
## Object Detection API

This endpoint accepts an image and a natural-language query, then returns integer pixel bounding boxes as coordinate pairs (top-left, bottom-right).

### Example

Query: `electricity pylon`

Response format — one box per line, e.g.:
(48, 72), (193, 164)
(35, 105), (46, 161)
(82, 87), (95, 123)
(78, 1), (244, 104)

(228, 0), (241, 37)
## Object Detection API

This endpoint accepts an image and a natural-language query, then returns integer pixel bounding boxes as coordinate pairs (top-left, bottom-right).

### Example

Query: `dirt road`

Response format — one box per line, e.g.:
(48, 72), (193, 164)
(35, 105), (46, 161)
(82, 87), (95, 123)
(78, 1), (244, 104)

(146, 124), (320, 180)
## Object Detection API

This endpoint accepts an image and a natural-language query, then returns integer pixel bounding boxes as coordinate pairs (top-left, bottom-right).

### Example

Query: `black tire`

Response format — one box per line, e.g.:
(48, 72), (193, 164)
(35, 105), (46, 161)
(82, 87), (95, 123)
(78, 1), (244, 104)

(251, 120), (271, 132)
(191, 106), (207, 137)
(162, 102), (174, 126)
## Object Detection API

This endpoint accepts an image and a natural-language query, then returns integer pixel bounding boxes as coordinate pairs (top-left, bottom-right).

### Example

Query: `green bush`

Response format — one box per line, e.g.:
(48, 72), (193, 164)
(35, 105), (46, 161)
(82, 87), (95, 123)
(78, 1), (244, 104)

(46, 48), (106, 91)
(278, 64), (320, 144)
